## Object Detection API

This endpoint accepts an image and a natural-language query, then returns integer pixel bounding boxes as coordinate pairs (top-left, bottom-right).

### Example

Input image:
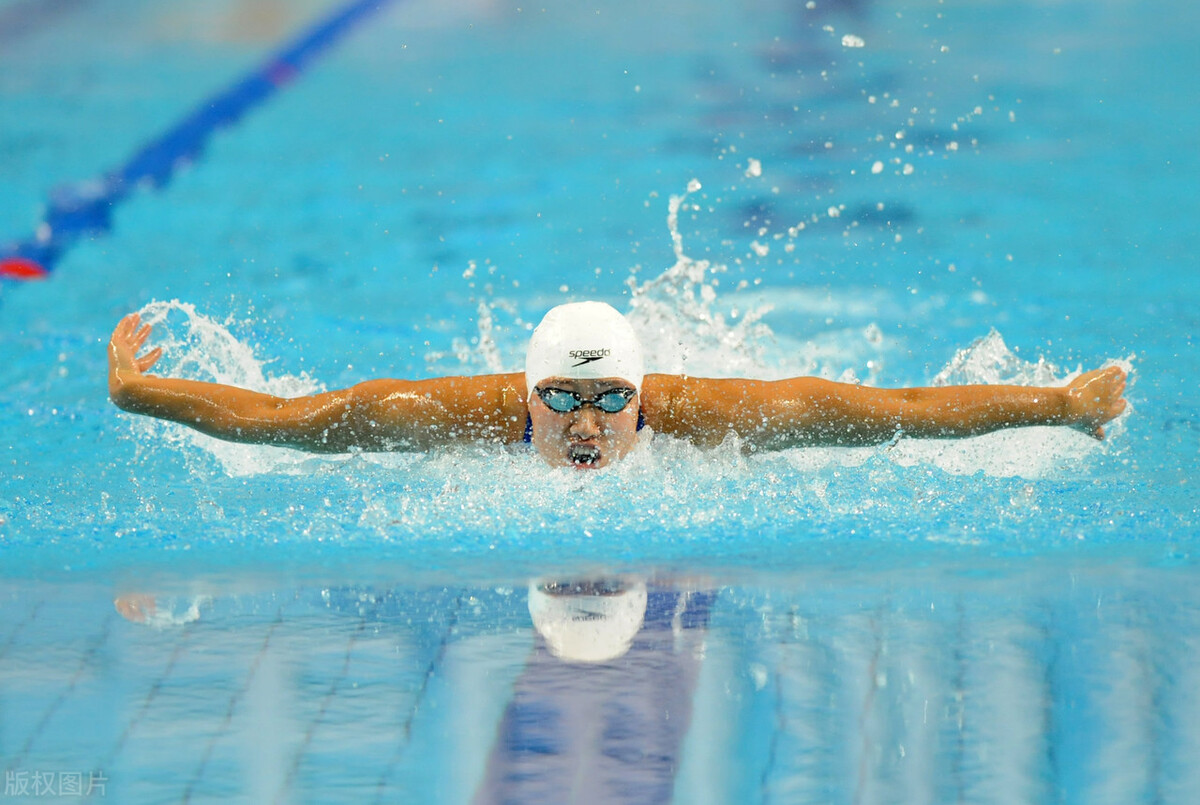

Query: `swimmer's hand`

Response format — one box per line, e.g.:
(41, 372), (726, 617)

(115, 594), (207, 628)
(1065, 366), (1127, 439)
(114, 594), (157, 624)
(108, 313), (163, 403)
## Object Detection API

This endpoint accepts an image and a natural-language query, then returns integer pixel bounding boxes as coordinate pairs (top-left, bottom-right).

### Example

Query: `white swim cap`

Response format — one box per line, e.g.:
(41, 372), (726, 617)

(524, 301), (644, 398)
(528, 579), (648, 663)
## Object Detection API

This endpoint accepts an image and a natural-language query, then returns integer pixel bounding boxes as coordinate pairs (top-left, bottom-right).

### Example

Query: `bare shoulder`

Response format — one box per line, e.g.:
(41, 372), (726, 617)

(641, 374), (830, 409)
(641, 374), (818, 446)
(351, 373), (521, 402)
(349, 372), (528, 445)
(642, 373), (868, 448)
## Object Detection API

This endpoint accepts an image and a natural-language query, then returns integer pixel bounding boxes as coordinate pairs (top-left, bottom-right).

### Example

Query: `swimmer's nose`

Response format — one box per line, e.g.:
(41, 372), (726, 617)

(568, 407), (603, 439)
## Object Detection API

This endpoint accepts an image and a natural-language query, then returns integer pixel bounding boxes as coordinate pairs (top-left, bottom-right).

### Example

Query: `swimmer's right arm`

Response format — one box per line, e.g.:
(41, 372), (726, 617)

(108, 314), (529, 451)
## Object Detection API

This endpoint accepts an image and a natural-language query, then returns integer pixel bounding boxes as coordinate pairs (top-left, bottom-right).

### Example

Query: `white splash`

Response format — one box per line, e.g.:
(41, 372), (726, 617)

(897, 329), (1135, 478)
(138, 300), (320, 396)
(133, 300), (326, 477)
(625, 180), (776, 378)
(126, 200), (1129, 493)
(933, 328), (1068, 387)
(444, 298), (527, 375)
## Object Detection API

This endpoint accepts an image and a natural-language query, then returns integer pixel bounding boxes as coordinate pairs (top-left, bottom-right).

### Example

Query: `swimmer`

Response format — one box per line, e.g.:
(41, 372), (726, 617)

(108, 301), (1128, 468)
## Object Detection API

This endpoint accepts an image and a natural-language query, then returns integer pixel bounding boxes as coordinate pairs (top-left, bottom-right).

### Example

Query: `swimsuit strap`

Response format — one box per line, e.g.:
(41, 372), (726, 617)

(523, 409), (645, 444)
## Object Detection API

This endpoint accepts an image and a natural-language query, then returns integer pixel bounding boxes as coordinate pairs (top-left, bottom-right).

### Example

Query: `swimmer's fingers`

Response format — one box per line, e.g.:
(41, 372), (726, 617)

(136, 346), (163, 373)
(114, 312), (142, 341)
(1067, 366), (1128, 440)
(111, 313), (161, 374)
(121, 314), (158, 357)
(129, 320), (153, 351)
(110, 314), (141, 360)
(114, 594), (156, 624)
(109, 314), (162, 402)
(110, 316), (136, 367)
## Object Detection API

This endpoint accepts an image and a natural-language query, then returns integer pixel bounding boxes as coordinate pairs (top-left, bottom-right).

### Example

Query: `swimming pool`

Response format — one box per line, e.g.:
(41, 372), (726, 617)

(2, 0), (1197, 800)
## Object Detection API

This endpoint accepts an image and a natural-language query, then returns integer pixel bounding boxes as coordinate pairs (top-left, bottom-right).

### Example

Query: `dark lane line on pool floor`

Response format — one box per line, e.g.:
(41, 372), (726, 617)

(0, 0), (404, 285)
(3, 610), (117, 774)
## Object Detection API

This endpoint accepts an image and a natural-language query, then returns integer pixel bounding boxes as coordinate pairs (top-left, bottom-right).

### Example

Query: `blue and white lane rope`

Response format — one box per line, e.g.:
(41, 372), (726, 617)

(0, 0), (399, 282)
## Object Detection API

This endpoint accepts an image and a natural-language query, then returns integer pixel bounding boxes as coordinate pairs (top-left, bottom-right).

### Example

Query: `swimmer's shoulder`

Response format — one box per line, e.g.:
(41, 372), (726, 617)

(640, 373), (686, 407)
(439, 372), (529, 444)
(488, 372), (533, 444)
(640, 373), (825, 446)
(350, 373), (529, 445)
(641, 373), (758, 411)
(640, 374), (738, 445)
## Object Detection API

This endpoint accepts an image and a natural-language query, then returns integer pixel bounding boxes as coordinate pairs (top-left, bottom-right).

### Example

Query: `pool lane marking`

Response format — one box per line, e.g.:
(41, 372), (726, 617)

(273, 615), (369, 805)
(371, 594), (464, 802)
(180, 608), (284, 804)
(99, 619), (200, 772)
(0, 599), (43, 663)
(4, 610), (117, 773)
(0, 0), (401, 283)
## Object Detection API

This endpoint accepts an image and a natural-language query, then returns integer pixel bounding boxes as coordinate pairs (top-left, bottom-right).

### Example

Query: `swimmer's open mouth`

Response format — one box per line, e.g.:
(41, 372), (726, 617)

(568, 444), (601, 467)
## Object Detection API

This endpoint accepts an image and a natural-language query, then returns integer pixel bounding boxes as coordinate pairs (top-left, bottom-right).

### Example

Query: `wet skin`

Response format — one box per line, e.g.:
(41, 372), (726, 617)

(109, 314), (1130, 461)
(528, 377), (640, 469)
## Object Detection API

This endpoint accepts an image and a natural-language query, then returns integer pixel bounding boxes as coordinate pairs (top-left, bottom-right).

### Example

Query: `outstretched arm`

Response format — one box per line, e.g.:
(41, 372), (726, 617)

(108, 313), (528, 451)
(642, 366), (1127, 449)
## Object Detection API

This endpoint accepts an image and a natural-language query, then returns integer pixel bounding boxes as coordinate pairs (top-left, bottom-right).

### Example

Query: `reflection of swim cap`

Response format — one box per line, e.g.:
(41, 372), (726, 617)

(527, 579), (648, 663)
(524, 302), (644, 398)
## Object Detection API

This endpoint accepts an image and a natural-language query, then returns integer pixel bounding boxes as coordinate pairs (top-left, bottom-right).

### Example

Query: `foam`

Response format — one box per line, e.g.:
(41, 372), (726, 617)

(123, 188), (1130, 564)
(134, 300), (326, 478)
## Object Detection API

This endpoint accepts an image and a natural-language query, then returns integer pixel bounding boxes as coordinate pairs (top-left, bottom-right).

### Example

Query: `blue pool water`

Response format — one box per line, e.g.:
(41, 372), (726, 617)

(2, 0), (1198, 801)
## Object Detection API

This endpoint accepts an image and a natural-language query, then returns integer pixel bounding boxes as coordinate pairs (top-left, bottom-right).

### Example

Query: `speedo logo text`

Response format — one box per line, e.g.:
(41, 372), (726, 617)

(568, 348), (610, 367)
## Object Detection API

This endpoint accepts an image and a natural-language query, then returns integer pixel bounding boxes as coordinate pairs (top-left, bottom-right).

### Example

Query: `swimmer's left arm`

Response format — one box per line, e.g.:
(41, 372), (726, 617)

(777, 367), (1128, 446)
(642, 366), (1127, 449)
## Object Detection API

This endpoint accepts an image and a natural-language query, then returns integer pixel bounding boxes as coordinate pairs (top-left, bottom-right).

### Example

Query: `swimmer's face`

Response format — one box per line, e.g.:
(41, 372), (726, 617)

(529, 377), (640, 469)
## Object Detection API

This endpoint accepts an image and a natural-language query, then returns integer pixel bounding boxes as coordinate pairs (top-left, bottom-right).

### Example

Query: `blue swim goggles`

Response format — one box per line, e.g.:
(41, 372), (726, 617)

(534, 386), (637, 414)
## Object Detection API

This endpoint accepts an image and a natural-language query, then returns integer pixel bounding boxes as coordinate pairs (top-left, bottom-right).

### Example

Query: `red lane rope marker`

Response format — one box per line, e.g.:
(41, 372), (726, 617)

(0, 257), (50, 280)
(1, 0), (401, 283)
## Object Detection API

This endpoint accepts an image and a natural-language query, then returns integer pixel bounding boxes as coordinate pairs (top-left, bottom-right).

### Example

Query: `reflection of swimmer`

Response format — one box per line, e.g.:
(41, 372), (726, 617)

(109, 301), (1128, 468)
(528, 578), (649, 663)
(114, 593), (208, 627)
(475, 578), (714, 804)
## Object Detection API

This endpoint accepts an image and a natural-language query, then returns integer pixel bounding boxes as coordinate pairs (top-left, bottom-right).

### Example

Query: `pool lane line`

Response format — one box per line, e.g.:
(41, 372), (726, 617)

(371, 594), (464, 803)
(181, 608), (284, 804)
(98, 618), (200, 772)
(4, 609), (118, 774)
(274, 614), (369, 805)
(0, 599), (43, 663)
(0, 0), (401, 283)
